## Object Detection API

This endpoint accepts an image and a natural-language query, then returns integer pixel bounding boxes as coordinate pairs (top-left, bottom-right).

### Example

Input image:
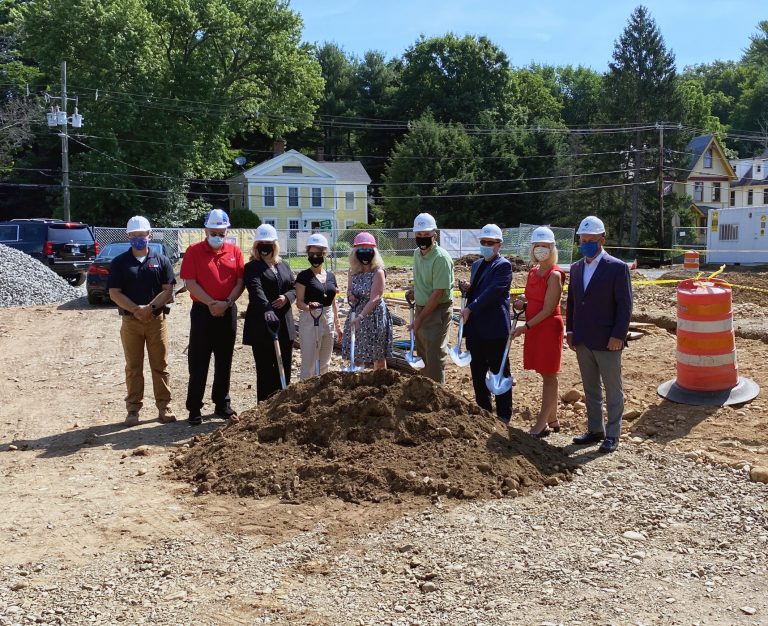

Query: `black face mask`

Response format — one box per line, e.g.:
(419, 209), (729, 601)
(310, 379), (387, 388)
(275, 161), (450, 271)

(308, 255), (324, 267)
(356, 248), (375, 265)
(258, 244), (274, 257)
(415, 236), (433, 250)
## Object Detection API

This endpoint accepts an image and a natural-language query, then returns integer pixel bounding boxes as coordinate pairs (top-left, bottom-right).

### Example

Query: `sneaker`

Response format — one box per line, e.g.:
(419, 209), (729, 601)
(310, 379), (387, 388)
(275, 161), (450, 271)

(214, 405), (236, 419)
(124, 411), (140, 427)
(158, 408), (177, 423)
(188, 411), (202, 426)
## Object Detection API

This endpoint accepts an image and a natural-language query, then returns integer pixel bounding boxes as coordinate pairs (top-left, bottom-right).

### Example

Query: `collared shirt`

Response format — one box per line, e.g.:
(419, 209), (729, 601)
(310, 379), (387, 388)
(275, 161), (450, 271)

(582, 248), (607, 291)
(107, 249), (175, 309)
(180, 240), (244, 301)
(413, 244), (454, 306)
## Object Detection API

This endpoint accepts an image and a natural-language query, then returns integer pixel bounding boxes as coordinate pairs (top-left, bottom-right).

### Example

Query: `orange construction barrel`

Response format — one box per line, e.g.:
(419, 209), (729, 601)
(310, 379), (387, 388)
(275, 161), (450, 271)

(658, 279), (759, 406)
(683, 250), (700, 270)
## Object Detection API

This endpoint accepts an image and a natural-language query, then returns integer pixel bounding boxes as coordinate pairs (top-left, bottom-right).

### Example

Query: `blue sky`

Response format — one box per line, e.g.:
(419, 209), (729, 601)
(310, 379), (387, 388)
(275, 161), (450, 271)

(289, 0), (764, 70)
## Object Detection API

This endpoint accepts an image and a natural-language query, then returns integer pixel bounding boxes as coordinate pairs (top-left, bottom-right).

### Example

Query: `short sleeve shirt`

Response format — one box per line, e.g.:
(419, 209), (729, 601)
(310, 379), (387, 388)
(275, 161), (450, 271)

(295, 269), (338, 307)
(413, 244), (454, 306)
(107, 249), (175, 308)
(179, 240), (244, 301)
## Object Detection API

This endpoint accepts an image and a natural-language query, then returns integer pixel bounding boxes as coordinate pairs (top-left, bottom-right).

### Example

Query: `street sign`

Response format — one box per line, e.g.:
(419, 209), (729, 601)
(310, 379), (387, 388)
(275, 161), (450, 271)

(319, 220), (333, 230)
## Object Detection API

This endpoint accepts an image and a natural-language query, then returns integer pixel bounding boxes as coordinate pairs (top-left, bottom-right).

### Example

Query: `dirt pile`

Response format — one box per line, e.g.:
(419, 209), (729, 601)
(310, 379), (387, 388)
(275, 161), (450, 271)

(174, 370), (576, 503)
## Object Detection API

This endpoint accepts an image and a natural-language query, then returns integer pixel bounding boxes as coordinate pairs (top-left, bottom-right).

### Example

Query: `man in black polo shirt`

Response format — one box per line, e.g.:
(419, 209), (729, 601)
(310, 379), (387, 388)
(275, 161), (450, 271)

(108, 216), (177, 426)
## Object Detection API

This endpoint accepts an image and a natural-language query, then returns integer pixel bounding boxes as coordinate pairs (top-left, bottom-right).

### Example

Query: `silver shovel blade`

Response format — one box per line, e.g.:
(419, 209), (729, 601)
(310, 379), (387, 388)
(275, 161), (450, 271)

(405, 352), (425, 369)
(449, 345), (472, 367)
(485, 371), (513, 396)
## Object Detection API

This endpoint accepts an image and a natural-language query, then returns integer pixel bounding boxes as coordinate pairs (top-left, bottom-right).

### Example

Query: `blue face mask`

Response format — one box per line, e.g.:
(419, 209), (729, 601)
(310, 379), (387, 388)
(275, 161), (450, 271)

(479, 245), (496, 260)
(579, 241), (600, 259)
(129, 237), (148, 250)
(207, 235), (225, 248)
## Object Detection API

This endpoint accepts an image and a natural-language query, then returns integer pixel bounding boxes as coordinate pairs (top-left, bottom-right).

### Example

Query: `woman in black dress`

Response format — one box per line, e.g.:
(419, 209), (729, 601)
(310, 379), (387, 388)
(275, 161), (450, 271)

(243, 224), (296, 402)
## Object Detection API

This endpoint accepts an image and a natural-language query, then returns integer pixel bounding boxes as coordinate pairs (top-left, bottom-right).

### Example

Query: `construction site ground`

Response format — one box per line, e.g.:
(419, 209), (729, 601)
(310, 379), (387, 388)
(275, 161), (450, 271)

(1, 264), (767, 625)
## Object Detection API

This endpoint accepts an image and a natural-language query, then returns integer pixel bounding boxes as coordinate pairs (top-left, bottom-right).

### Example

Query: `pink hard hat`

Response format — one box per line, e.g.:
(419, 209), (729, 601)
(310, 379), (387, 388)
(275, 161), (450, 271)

(353, 231), (377, 247)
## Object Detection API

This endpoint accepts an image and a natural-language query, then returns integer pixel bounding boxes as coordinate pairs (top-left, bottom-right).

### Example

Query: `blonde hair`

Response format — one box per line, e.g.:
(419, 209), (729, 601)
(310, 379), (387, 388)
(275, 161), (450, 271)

(530, 242), (559, 265)
(252, 239), (281, 263)
(348, 247), (385, 275)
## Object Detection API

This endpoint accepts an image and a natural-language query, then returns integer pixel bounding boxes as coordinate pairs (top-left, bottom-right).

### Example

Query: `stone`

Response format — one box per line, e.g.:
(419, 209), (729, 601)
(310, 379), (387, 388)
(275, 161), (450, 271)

(8, 444), (18, 451)
(436, 427), (453, 438)
(740, 607), (756, 615)
(10, 581), (29, 591)
(573, 401), (586, 411)
(561, 389), (581, 403)
(132, 446), (151, 457)
(136, 468), (147, 476)
(622, 531), (646, 542)
(749, 466), (768, 484)
(421, 582), (437, 593)
(623, 410), (642, 421)
(476, 462), (492, 474)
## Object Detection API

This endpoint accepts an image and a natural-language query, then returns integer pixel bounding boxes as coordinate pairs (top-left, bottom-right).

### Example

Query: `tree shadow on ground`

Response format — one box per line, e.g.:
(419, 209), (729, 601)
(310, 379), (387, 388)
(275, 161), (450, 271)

(628, 400), (722, 444)
(2, 415), (227, 458)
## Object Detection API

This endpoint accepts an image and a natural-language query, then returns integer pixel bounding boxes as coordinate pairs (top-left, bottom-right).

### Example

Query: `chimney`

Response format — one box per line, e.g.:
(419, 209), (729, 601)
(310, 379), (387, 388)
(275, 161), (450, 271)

(316, 146), (325, 162)
(273, 138), (286, 157)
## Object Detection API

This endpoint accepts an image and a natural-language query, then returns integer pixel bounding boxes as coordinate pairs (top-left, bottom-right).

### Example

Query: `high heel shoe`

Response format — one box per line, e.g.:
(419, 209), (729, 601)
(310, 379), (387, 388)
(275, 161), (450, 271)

(547, 420), (561, 433)
(529, 426), (551, 439)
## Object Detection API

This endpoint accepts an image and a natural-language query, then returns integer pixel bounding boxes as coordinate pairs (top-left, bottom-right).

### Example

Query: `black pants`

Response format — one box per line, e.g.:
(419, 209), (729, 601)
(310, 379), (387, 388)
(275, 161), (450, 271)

(186, 302), (237, 414)
(252, 333), (292, 403)
(466, 336), (512, 422)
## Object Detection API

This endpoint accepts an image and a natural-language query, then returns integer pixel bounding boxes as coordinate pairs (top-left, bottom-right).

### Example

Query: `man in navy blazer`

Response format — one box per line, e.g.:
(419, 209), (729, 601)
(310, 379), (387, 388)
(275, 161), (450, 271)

(566, 215), (633, 453)
(460, 224), (514, 422)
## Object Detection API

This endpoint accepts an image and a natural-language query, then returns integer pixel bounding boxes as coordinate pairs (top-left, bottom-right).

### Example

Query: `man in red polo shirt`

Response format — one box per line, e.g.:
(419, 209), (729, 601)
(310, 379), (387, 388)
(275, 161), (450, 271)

(180, 209), (245, 425)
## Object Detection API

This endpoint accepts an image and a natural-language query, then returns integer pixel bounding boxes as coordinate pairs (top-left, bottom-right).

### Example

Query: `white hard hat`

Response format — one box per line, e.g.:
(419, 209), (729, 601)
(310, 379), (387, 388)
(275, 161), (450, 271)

(204, 208), (230, 229)
(480, 224), (503, 241)
(576, 216), (605, 235)
(413, 213), (437, 233)
(531, 226), (555, 244)
(255, 223), (278, 242)
(306, 233), (329, 249)
(126, 215), (151, 233)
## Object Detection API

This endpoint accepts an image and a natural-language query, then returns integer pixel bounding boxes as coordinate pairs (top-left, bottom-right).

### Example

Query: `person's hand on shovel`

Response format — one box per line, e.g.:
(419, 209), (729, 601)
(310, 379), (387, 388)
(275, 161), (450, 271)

(264, 310), (278, 323)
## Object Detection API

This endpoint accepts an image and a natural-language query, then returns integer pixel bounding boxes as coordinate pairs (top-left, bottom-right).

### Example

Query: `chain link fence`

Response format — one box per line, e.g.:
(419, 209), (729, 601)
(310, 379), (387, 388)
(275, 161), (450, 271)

(95, 225), (575, 270)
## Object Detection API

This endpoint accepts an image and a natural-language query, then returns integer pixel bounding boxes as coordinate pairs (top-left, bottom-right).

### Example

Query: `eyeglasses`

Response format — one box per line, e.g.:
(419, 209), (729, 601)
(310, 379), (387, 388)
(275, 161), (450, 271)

(209, 231), (227, 237)
(479, 239), (499, 246)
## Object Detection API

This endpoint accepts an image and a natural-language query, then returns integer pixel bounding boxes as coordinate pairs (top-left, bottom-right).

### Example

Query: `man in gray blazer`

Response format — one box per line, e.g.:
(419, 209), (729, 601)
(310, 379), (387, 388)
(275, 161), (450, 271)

(566, 216), (633, 453)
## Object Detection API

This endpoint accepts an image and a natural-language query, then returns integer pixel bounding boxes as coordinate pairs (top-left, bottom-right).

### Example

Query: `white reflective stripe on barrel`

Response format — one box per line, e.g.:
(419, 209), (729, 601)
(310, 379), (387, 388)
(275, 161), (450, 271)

(676, 318), (733, 333)
(676, 351), (737, 367)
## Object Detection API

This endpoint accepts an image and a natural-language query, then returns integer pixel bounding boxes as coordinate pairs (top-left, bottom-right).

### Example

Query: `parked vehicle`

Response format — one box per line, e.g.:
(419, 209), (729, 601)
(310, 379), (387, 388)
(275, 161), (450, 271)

(86, 242), (172, 305)
(0, 218), (99, 286)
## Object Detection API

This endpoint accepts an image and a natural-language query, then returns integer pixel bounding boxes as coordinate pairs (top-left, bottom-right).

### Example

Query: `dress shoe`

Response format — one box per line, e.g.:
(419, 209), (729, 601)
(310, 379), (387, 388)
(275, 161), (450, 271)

(572, 431), (605, 445)
(598, 437), (620, 453)
(214, 405), (236, 419)
(188, 410), (202, 426)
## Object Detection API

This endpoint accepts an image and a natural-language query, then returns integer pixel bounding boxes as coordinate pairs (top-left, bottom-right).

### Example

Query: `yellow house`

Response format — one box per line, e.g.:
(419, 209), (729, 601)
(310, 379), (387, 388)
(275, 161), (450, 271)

(672, 134), (737, 228)
(227, 148), (371, 231)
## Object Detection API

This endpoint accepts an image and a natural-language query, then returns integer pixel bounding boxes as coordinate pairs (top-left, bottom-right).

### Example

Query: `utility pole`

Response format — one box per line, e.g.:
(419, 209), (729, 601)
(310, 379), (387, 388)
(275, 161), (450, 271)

(60, 61), (70, 222)
(658, 121), (664, 261)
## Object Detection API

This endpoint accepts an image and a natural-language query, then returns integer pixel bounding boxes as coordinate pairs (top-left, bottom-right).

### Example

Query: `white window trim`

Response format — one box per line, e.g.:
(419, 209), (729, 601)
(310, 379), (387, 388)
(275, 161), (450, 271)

(262, 217), (278, 227)
(288, 186), (300, 208)
(311, 186), (323, 208)
(263, 186), (276, 208)
(693, 182), (703, 202)
(288, 219), (300, 230)
(345, 219), (355, 229)
(345, 191), (355, 211)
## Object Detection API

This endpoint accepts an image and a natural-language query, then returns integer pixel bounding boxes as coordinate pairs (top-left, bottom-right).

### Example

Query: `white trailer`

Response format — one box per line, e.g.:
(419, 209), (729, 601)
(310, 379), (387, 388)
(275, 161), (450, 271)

(707, 206), (768, 264)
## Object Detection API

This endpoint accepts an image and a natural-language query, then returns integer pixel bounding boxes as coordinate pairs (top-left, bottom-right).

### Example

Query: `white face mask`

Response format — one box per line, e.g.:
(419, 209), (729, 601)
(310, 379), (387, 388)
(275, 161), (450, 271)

(533, 246), (551, 262)
(207, 235), (225, 249)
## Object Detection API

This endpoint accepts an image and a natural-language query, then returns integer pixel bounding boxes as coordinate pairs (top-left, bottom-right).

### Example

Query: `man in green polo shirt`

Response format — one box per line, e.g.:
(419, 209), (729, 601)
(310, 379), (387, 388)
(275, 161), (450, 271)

(410, 212), (454, 383)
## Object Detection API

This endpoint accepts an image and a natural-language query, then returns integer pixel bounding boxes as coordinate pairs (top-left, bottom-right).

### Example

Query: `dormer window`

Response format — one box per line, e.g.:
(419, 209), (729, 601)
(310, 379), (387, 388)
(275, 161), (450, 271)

(703, 148), (713, 168)
(283, 165), (303, 174)
(757, 163), (762, 174)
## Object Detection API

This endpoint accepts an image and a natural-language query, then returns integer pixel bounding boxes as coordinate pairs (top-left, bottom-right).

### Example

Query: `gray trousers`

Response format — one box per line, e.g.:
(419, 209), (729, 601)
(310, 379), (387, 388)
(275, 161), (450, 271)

(574, 344), (624, 438)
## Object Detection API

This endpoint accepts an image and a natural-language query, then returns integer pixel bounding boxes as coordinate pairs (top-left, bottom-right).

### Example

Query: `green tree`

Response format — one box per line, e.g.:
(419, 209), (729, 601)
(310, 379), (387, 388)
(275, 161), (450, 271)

(15, 0), (323, 225)
(603, 5), (680, 249)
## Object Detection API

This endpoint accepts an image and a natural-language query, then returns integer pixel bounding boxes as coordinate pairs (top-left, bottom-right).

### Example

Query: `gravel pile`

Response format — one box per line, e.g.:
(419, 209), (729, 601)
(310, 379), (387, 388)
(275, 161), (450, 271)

(2, 446), (766, 625)
(0, 244), (83, 308)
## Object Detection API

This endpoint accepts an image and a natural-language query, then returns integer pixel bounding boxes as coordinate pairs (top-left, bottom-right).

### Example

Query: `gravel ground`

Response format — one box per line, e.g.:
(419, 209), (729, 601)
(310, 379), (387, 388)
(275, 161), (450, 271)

(0, 245), (84, 307)
(1, 444), (765, 626)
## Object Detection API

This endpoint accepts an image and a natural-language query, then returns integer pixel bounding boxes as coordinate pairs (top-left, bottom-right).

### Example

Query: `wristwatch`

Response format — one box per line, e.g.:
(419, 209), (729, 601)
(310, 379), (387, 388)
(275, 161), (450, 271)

(225, 298), (233, 307)
(150, 304), (157, 311)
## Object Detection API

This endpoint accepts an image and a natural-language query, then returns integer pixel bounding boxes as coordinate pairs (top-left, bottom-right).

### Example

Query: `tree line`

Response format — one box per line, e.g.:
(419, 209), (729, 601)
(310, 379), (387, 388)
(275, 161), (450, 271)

(0, 1), (766, 249)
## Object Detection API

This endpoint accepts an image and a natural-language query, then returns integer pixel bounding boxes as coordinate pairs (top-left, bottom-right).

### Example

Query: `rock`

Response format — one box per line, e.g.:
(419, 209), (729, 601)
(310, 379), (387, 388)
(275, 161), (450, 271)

(476, 462), (492, 474)
(136, 468), (147, 476)
(10, 581), (29, 591)
(8, 444), (18, 451)
(436, 427), (453, 438)
(623, 409), (642, 421)
(622, 531), (646, 542)
(164, 590), (188, 601)
(397, 544), (414, 553)
(573, 401), (586, 411)
(421, 582), (437, 593)
(561, 389), (581, 403)
(543, 476), (560, 487)
(132, 446), (151, 457)
(740, 607), (756, 615)
(749, 466), (768, 484)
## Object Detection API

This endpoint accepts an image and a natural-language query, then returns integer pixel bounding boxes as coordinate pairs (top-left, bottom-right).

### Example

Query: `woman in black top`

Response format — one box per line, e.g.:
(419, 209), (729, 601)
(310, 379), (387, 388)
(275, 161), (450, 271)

(243, 225), (296, 401)
(294, 233), (342, 379)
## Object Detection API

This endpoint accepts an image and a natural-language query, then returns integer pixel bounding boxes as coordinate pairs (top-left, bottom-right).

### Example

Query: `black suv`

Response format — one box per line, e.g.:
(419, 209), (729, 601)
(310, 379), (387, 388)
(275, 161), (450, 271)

(0, 218), (100, 286)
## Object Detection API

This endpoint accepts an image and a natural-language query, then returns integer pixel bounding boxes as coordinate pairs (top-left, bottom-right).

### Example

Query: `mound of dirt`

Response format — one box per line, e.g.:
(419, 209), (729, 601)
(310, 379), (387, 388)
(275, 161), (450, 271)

(174, 370), (576, 503)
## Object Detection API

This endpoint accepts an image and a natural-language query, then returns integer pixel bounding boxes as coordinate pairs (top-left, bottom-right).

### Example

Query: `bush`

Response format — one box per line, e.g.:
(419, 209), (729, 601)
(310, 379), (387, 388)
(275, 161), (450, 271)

(229, 208), (261, 228)
(332, 241), (351, 253)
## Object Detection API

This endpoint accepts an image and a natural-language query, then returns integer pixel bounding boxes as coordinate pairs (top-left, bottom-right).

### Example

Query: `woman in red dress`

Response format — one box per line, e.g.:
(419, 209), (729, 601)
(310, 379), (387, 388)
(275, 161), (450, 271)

(513, 226), (565, 437)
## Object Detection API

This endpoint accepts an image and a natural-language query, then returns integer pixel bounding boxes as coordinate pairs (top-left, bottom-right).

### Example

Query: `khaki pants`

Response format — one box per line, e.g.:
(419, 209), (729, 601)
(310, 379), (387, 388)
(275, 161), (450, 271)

(298, 309), (335, 380)
(120, 315), (172, 412)
(415, 302), (451, 384)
